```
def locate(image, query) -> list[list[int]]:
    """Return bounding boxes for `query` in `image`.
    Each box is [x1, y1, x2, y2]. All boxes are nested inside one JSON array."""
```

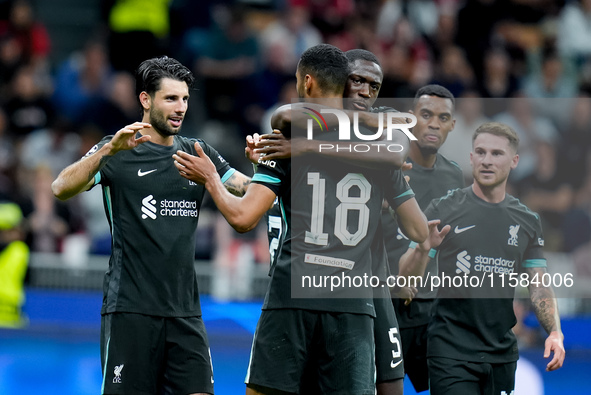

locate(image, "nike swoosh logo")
[[138, 169, 157, 177], [454, 225, 476, 234], [391, 360, 402, 369]]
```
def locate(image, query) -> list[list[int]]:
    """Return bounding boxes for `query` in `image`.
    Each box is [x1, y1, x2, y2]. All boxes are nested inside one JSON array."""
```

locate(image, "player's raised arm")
[[173, 142, 275, 233], [269, 104, 411, 169], [52, 122, 152, 201], [393, 198, 428, 244], [526, 266, 566, 371], [398, 219, 450, 279]]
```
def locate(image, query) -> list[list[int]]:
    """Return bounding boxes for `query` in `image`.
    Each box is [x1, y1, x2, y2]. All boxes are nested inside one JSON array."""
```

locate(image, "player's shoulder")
[[505, 193, 541, 222], [83, 134, 114, 158], [174, 135, 201, 148], [430, 186, 467, 208], [436, 153, 463, 175]]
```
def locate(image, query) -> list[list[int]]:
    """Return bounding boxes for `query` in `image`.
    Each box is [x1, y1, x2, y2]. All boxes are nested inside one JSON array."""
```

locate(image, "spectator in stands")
[[24, 165, 75, 253], [379, 45, 415, 98], [4, 64, 53, 139], [51, 39, 112, 123], [557, 0, 591, 67], [0, 107, 16, 197], [561, 94, 591, 191], [516, 141, 575, 251], [430, 45, 474, 98], [478, 47, 520, 99], [18, 117, 81, 179], [259, 4, 322, 76], [77, 71, 138, 136], [196, 4, 262, 135], [102, 0, 170, 73], [455, 0, 508, 82], [439, 89, 490, 182], [0, 201, 28, 328], [494, 95, 559, 180], [0, 0, 50, 79]]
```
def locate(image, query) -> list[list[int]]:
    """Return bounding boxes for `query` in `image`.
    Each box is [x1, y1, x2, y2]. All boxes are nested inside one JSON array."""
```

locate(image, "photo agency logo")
[[302, 107, 417, 153]]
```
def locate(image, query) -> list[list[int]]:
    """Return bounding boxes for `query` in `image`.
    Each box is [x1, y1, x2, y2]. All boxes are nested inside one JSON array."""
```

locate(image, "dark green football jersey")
[[424, 187, 546, 363], [252, 133, 411, 316], [384, 153, 464, 327], [89, 135, 232, 317]]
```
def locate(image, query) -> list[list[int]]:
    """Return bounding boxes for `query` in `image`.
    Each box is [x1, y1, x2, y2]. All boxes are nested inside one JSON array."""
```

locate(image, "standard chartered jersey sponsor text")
[[455, 250, 515, 275], [141, 195, 199, 219]]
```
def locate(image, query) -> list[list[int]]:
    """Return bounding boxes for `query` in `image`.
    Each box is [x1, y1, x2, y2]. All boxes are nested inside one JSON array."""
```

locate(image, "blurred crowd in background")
[[0, 0, 590, 304]]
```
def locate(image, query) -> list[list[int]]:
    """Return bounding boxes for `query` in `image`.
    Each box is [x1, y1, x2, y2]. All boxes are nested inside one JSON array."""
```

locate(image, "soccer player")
[[400, 122, 566, 394], [383, 84, 464, 393], [249, 48, 425, 395], [175, 44, 427, 395], [52, 56, 252, 395]]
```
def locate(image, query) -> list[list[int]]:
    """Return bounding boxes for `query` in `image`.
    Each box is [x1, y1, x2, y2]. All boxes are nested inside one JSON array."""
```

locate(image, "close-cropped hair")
[[472, 122, 520, 153], [298, 44, 349, 95]]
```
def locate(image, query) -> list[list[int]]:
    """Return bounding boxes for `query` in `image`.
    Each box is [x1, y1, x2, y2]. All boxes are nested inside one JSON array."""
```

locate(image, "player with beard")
[[52, 56, 252, 395], [400, 122, 565, 394]]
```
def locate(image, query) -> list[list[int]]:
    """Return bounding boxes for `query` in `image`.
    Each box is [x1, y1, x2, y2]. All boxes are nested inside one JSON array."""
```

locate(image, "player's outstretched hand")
[[424, 219, 451, 250], [173, 142, 217, 185], [255, 130, 292, 159], [544, 331, 565, 371], [245, 133, 261, 164], [110, 122, 151, 153]]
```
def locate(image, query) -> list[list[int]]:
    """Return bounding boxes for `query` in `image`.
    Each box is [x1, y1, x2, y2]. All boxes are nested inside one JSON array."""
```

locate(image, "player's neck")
[[409, 143, 436, 168], [305, 96, 343, 109], [471, 182, 506, 204]]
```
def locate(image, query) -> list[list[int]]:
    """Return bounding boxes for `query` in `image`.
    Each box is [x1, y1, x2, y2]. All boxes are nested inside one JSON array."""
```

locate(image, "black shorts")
[[246, 309, 375, 395], [400, 324, 429, 392], [374, 292, 404, 384], [428, 356, 516, 395], [100, 313, 214, 395]]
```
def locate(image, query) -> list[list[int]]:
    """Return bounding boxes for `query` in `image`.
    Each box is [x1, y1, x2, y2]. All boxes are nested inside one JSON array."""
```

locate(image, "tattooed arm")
[[222, 171, 251, 197], [52, 122, 152, 200], [526, 266, 565, 371]]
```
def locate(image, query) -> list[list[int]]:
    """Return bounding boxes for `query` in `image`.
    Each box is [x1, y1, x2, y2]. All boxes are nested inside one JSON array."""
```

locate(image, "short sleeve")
[[84, 135, 114, 187], [251, 157, 287, 196], [385, 170, 415, 209], [522, 216, 547, 269], [196, 140, 233, 181]]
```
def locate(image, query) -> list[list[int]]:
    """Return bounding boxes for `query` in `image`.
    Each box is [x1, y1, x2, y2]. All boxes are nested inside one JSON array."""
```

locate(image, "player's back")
[[264, 149, 392, 316]]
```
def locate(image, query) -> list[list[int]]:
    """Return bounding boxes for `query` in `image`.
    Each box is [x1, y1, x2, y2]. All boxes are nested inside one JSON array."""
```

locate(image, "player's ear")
[[510, 153, 519, 169], [304, 74, 313, 92], [139, 91, 151, 111]]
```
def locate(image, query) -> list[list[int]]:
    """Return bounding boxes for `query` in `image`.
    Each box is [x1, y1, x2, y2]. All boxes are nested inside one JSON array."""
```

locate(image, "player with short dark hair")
[[383, 84, 465, 392], [248, 48, 425, 394], [52, 56, 252, 395], [400, 121, 565, 394], [176, 44, 427, 395]]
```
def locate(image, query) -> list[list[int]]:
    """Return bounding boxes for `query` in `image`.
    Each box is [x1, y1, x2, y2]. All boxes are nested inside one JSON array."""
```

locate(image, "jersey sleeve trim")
[[94, 172, 101, 186], [252, 173, 281, 185], [395, 189, 414, 200], [220, 168, 236, 184], [523, 258, 547, 268]]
